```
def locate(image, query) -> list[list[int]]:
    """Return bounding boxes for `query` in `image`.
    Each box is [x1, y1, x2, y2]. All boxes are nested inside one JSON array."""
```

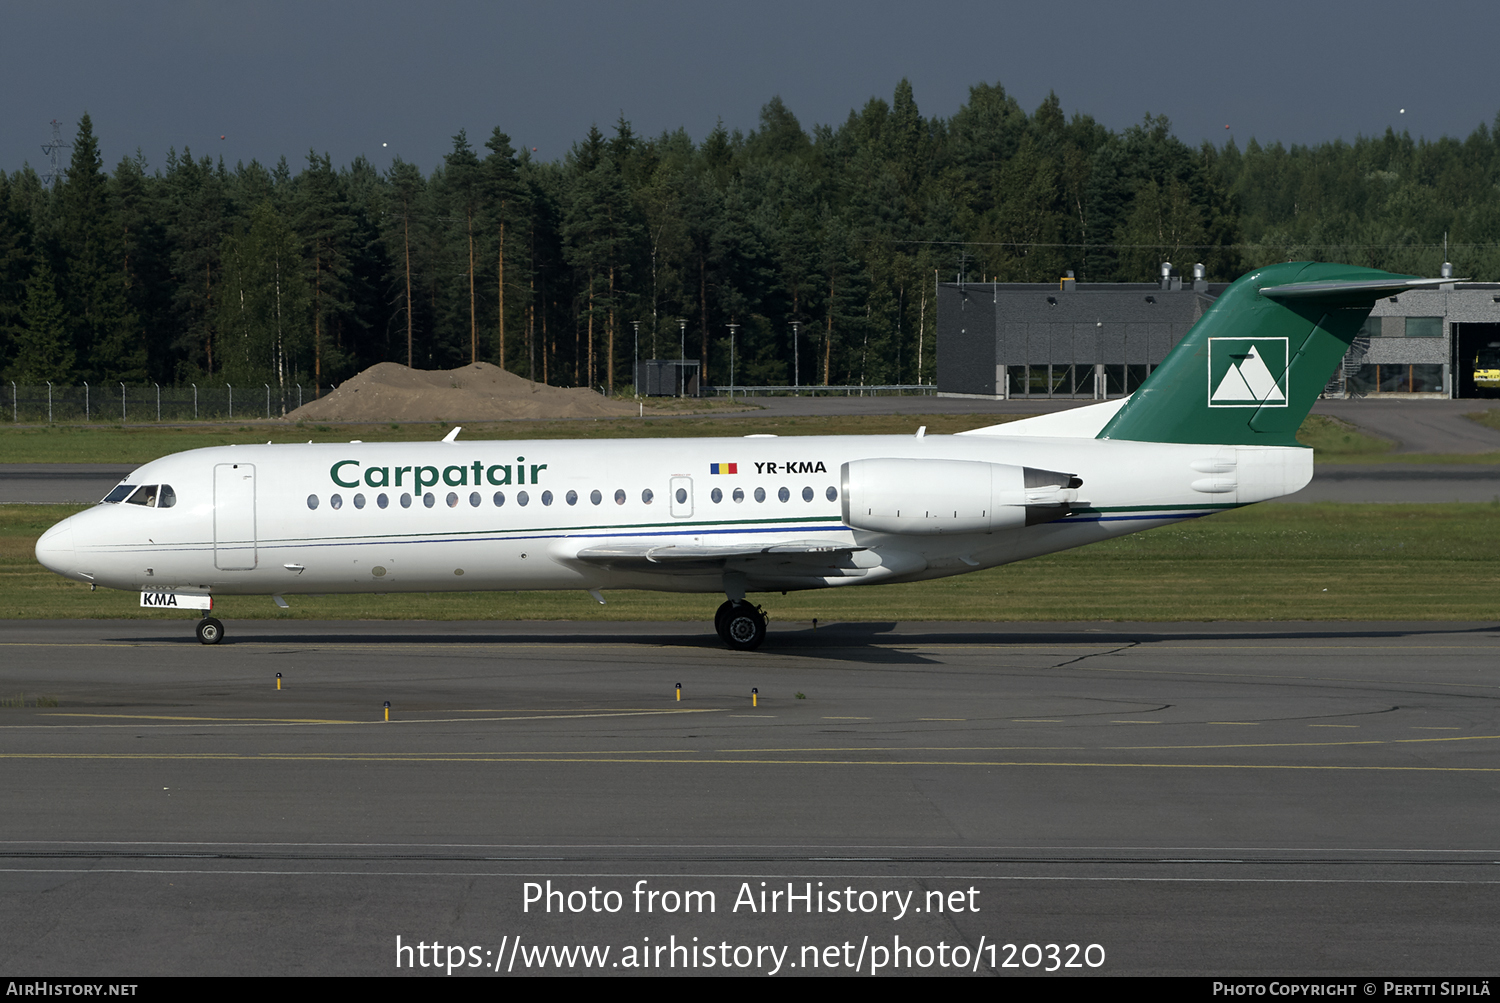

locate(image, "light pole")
[[790, 320, 801, 394], [631, 320, 640, 397], [727, 323, 738, 400], [678, 318, 687, 398]]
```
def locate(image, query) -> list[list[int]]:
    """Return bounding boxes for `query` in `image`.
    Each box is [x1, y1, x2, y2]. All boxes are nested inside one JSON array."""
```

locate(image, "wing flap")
[[572, 540, 865, 574]]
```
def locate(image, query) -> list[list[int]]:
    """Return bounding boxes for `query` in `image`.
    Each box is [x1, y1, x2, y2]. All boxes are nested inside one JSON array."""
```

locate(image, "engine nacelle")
[[840, 459, 1083, 535]]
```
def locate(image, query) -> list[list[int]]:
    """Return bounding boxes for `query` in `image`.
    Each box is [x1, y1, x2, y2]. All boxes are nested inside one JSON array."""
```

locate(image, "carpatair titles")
[[330, 458, 548, 491]]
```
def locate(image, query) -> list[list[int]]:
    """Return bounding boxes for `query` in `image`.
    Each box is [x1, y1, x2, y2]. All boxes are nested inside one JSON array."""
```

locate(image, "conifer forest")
[[5, 80, 1500, 400]]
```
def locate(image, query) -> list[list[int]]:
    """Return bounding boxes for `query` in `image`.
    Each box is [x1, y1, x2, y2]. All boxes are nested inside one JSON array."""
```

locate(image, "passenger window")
[[307, 494, 319, 510], [642, 488, 654, 505], [802, 487, 813, 502], [614, 489, 626, 505], [711, 488, 722, 503], [590, 490, 602, 505], [733, 488, 744, 503], [778, 487, 790, 503], [754, 487, 766, 503]]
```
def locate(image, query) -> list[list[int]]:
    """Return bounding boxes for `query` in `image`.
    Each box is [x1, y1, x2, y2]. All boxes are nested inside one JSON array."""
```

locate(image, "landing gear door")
[[670, 476, 693, 519], [214, 463, 257, 570]]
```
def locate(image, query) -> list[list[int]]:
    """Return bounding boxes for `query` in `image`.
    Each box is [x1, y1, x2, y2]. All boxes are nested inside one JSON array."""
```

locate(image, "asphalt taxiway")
[[1, 618, 1498, 976]]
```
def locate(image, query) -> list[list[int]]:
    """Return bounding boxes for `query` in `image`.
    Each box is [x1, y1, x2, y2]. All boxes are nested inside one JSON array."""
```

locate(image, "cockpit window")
[[125, 485, 159, 507], [158, 485, 176, 508], [103, 484, 134, 503]]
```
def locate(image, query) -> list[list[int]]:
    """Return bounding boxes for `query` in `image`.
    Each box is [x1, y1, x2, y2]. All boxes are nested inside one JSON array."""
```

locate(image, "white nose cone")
[[34, 522, 76, 578]]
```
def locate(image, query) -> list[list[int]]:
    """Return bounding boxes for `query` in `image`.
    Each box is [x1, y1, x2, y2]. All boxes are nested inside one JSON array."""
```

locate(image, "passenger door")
[[213, 463, 257, 570]]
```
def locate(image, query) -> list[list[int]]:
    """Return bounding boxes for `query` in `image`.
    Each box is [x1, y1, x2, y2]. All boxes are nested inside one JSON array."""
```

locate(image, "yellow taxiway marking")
[[2, 752, 1500, 772], [713, 734, 1500, 754], [1, 709, 723, 729]]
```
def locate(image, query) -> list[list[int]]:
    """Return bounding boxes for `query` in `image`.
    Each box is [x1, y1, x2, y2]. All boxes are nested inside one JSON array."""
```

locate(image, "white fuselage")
[[33, 433, 1312, 599]]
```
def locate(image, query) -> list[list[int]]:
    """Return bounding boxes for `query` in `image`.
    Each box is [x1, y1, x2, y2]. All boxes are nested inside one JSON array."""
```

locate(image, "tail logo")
[[1208, 338, 1289, 408]]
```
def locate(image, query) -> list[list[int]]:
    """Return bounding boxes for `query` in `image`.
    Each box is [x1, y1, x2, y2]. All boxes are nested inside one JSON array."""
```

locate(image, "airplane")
[[33, 262, 1453, 650]]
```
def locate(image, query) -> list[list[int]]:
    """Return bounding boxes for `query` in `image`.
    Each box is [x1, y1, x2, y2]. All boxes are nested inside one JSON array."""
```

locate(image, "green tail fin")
[[1098, 262, 1447, 446]]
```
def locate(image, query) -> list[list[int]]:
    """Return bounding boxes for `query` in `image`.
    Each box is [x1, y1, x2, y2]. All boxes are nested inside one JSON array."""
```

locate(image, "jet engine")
[[840, 459, 1082, 535]]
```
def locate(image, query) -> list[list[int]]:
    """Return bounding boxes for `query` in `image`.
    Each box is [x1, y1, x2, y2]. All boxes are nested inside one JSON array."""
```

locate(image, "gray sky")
[[4, 0, 1497, 178]]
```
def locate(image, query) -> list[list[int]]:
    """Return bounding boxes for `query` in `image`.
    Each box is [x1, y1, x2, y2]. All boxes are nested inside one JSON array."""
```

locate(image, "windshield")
[[102, 484, 134, 503]]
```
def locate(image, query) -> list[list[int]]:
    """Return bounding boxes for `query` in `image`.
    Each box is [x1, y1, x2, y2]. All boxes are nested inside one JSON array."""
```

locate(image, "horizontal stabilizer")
[[1259, 276, 1459, 300]]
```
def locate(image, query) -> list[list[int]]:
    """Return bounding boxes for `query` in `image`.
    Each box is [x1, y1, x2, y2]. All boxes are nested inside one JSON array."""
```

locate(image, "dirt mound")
[[285, 362, 638, 422]]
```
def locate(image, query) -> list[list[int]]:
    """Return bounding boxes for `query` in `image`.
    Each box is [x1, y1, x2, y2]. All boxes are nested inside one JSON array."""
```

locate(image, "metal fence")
[[5, 383, 324, 423], [698, 384, 936, 398]]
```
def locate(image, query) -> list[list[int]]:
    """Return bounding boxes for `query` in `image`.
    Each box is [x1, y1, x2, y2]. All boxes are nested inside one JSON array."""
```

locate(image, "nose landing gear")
[[714, 599, 766, 651], [196, 614, 225, 645]]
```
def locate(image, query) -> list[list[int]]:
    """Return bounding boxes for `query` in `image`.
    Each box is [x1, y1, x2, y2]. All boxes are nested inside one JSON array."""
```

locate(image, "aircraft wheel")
[[722, 604, 766, 652], [196, 617, 225, 645], [713, 600, 739, 642]]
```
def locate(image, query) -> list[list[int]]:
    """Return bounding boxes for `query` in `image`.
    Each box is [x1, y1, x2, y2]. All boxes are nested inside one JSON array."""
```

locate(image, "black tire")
[[196, 617, 224, 645], [722, 604, 766, 651], [713, 600, 738, 642]]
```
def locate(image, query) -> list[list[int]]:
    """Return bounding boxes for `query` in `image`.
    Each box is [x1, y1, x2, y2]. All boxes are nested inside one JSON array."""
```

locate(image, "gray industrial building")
[[937, 265, 1500, 400]]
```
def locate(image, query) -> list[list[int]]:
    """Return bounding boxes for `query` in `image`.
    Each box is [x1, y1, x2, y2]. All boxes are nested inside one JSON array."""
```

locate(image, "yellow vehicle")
[[1474, 342, 1500, 392]]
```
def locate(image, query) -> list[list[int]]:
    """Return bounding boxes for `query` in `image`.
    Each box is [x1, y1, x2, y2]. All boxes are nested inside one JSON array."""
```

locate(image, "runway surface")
[[1, 618, 1497, 976]]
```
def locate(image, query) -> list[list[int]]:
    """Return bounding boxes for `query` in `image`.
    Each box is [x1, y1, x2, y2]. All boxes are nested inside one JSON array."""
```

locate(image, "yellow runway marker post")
[[675, 683, 681, 702], [276, 672, 281, 691], [383, 701, 390, 723], [752, 688, 758, 708]]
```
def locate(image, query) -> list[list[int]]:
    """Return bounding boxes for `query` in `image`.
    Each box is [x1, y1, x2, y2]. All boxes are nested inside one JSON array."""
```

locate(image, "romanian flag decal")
[[709, 463, 738, 475]]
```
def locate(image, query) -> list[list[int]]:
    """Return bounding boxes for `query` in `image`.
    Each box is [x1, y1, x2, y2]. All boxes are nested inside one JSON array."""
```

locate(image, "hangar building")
[[936, 265, 1500, 400]]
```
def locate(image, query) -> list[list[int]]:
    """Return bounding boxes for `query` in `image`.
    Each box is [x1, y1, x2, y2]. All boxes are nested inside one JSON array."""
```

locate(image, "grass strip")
[[0, 412, 1452, 465], [4, 502, 1497, 623]]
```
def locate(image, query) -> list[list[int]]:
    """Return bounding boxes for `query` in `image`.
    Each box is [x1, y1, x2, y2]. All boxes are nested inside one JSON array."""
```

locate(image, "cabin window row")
[[305, 485, 840, 511]]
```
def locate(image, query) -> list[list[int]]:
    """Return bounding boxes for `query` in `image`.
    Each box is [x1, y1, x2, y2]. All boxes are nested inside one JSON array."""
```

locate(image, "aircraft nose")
[[34, 521, 76, 577]]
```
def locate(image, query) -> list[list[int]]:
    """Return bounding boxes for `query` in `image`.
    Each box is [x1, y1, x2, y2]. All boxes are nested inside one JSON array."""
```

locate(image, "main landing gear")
[[196, 614, 225, 645], [714, 600, 767, 651]]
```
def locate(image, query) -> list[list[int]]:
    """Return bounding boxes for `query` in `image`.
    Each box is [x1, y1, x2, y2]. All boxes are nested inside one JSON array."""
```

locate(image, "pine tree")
[[57, 114, 143, 382], [294, 152, 355, 386], [13, 260, 75, 384]]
